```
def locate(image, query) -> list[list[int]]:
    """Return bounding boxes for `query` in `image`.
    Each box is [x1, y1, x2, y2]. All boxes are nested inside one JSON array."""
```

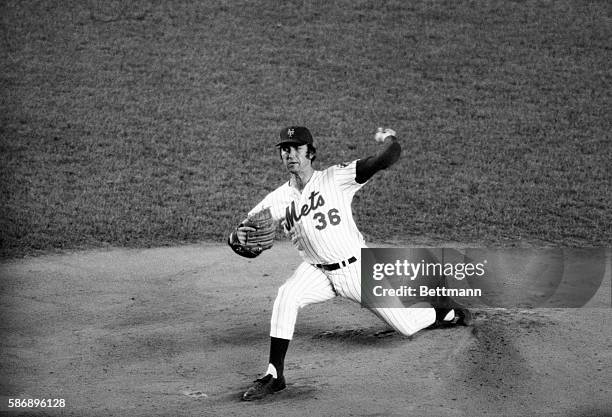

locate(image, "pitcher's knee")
[[275, 283, 301, 309], [399, 307, 436, 335], [271, 284, 302, 324], [377, 307, 436, 337]]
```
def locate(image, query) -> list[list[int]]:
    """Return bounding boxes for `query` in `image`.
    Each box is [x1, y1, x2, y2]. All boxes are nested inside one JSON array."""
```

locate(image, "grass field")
[[1, 0, 610, 257]]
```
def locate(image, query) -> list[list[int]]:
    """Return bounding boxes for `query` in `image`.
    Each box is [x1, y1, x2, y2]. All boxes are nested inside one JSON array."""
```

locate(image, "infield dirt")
[[1, 242, 610, 417]]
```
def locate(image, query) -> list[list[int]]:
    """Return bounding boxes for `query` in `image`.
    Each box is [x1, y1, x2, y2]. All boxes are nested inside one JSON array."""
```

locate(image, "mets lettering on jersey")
[[248, 161, 366, 265], [284, 191, 325, 230]]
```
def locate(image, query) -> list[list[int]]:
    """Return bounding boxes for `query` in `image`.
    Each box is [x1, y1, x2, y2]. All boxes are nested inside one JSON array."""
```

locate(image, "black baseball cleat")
[[428, 307, 472, 329], [242, 374, 286, 401], [450, 307, 472, 326]]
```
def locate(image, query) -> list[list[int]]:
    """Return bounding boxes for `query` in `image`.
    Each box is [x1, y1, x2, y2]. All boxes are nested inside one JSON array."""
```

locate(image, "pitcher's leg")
[[244, 263, 336, 401], [332, 259, 436, 337], [270, 262, 336, 340]]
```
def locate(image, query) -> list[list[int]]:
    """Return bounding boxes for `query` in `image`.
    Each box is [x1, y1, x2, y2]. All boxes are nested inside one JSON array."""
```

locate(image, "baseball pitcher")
[[228, 126, 471, 400]]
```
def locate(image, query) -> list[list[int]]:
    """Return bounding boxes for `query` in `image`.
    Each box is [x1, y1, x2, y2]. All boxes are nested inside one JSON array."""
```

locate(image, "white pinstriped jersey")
[[248, 160, 366, 265]]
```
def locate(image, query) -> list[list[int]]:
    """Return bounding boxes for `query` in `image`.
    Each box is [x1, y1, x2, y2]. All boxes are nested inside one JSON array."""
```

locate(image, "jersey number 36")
[[313, 209, 341, 231]]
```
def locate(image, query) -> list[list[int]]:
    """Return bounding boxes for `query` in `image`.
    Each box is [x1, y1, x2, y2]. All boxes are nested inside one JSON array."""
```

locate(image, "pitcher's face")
[[280, 144, 311, 174]]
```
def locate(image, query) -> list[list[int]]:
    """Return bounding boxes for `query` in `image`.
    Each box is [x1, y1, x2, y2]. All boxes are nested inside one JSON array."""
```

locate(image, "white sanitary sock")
[[443, 309, 455, 321], [265, 363, 278, 379]]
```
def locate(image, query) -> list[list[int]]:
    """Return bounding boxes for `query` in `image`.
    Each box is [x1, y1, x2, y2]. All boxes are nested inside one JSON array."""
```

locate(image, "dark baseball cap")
[[276, 126, 313, 147]]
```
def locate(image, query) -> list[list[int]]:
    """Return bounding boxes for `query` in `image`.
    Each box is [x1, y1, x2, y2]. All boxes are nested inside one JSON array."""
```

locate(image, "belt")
[[314, 256, 357, 271]]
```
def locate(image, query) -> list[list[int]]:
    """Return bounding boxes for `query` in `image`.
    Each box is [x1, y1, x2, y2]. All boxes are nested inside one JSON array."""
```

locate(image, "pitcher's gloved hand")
[[228, 208, 275, 258]]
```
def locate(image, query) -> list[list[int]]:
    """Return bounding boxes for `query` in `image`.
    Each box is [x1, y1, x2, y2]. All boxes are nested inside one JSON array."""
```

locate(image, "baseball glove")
[[228, 208, 275, 258]]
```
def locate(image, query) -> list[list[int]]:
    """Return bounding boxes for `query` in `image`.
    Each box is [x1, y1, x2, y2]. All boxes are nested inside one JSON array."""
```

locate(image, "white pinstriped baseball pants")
[[270, 259, 436, 340]]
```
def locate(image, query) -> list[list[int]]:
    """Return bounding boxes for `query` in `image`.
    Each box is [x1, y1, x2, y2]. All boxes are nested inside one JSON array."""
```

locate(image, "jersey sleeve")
[[355, 137, 401, 184], [247, 183, 289, 223], [330, 160, 365, 194]]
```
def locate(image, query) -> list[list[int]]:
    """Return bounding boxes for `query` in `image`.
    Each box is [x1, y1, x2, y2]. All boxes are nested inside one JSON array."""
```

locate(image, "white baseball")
[[374, 127, 396, 143]]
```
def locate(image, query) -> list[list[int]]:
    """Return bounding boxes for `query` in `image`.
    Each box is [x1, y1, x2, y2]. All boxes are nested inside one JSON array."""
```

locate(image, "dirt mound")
[[1, 243, 610, 416]]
